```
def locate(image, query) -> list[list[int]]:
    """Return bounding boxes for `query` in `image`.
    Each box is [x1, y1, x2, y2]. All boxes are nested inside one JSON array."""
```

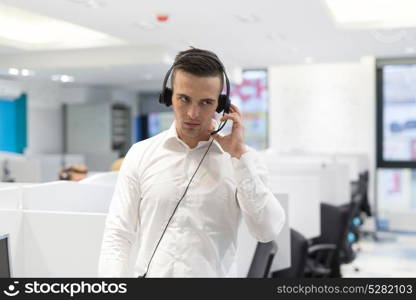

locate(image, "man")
[[58, 164, 88, 181], [98, 48, 285, 277]]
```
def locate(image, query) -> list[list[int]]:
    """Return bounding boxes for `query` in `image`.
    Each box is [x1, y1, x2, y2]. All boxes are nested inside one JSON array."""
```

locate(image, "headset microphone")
[[210, 120, 227, 136]]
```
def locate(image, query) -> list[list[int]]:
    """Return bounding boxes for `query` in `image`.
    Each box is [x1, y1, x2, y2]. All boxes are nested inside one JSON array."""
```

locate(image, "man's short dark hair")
[[171, 47, 224, 90]]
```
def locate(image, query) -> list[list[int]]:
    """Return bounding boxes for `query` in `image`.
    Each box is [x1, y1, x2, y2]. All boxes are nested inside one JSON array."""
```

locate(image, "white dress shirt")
[[98, 122, 285, 277]]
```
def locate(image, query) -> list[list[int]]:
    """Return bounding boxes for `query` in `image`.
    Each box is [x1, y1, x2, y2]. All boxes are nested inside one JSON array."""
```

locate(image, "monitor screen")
[[0, 235, 10, 278]]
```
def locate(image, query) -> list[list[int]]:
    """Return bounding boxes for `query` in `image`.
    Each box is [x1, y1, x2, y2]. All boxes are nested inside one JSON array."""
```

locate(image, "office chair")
[[339, 194, 362, 264], [272, 229, 308, 278], [247, 241, 277, 278], [340, 170, 372, 264], [272, 229, 338, 278], [305, 203, 350, 278]]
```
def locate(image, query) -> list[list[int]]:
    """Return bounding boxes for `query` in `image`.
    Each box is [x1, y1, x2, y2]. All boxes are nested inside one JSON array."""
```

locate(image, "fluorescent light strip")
[[0, 3, 126, 50], [325, 0, 416, 29]]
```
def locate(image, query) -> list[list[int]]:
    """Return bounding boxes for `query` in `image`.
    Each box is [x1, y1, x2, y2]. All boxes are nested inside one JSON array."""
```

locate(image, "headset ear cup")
[[217, 95, 231, 113], [163, 88, 173, 106], [158, 92, 165, 105], [159, 88, 173, 106]]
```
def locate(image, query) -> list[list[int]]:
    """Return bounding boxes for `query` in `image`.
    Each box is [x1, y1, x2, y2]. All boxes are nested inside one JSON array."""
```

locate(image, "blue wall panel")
[[0, 94, 27, 153]]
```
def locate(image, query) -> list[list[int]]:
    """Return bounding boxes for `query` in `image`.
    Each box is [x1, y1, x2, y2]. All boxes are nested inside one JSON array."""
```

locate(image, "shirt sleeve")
[[232, 147, 285, 243], [98, 144, 141, 277]]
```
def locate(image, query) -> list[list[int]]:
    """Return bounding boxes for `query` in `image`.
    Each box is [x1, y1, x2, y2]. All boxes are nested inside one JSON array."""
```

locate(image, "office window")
[[377, 61, 416, 231], [380, 65, 416, 164]]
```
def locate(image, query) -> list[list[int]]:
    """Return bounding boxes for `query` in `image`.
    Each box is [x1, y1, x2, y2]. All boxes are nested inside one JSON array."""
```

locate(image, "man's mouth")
[[184, 122, 200, 127]]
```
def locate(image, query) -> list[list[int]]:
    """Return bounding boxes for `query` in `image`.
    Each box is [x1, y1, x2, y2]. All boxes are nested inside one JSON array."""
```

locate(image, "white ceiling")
[[1, 0, 416, 90]]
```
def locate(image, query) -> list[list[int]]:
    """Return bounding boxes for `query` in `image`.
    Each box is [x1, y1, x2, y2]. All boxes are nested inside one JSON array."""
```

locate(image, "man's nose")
[[187, 104, 200, 119]]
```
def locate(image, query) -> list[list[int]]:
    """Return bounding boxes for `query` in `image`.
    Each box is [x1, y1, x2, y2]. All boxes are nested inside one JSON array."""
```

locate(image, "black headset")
[[158, 50, 231, 135]]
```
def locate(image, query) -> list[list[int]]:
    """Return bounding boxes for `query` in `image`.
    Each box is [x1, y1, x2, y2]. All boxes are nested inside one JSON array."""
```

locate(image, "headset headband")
[[161, 51, 231, 107]]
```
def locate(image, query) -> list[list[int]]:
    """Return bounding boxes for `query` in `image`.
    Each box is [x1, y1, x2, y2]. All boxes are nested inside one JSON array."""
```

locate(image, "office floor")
[[341, 232, 416, 277]]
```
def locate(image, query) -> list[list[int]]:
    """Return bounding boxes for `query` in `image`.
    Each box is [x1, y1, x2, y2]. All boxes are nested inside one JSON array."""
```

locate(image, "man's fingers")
[[220, 113, 241, 124], [212, 133, 223, 142], [208, 119, 218, 132], [229, 104, 241, 115]]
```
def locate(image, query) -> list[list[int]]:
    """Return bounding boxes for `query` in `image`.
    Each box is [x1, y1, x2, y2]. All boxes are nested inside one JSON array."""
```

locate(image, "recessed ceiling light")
[[61, 75, 74, 83], [51, 74, 75, 83], [0, 3, 126, 50], [68, 0, 106, 8], [324, 0, 416, 29], [21, 69, 35, 76], [8, 68, 19, 75]]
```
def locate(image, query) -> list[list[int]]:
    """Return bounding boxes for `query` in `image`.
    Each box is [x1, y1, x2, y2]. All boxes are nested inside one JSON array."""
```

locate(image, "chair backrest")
[[311, 203, 350, 277], [314, 203, 350, 246], [359, 171, 371, 217], [247, 241, 277, 278], [272, 229, 308, 278]]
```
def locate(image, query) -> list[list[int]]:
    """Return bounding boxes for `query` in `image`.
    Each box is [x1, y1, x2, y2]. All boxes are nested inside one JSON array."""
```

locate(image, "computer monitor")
[[0, 234, 11, 278]]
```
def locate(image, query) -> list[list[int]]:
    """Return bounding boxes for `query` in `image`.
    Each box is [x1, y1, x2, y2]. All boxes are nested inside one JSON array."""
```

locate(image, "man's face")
[[171, 69, 221, 147]]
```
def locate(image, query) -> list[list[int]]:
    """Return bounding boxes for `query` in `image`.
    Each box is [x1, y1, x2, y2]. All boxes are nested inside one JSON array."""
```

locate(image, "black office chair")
[[340, 170, 372, 264], [247, 241, 277, 278], [272, 228, 338, 278], [305, 203, 350, 278], [339, 193, 362, 264], [272, 229, 308, 278]]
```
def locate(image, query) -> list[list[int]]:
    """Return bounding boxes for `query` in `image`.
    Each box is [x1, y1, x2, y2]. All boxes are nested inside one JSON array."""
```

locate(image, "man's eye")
[[201, 100, 212, 105], [179, 96, 188, 102]]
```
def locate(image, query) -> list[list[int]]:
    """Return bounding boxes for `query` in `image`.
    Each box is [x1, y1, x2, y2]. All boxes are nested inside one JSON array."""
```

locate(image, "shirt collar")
[[163, 121, 224, 154]]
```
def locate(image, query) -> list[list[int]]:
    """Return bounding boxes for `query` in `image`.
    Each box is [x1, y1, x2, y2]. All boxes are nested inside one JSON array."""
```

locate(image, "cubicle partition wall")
[[0, 156, 42, 183], [0, 181, 113, 277], [22, 181, 114, 213], [25, 154, 85, 182], [22, 211, 106, 277], [0, 152, 86, 182], [0, 186, 24, 276], [0, 175, 291, 277], [269, 175, 321, 239]]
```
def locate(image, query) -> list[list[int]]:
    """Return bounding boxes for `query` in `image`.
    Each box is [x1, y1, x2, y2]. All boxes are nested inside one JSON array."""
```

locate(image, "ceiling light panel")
[[325, 0, 416, 29], [0, 3, 126, 50]]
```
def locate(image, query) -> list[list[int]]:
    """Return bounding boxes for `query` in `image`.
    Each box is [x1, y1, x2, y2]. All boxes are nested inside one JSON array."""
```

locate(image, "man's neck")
[[176, 127, 210, 149]]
